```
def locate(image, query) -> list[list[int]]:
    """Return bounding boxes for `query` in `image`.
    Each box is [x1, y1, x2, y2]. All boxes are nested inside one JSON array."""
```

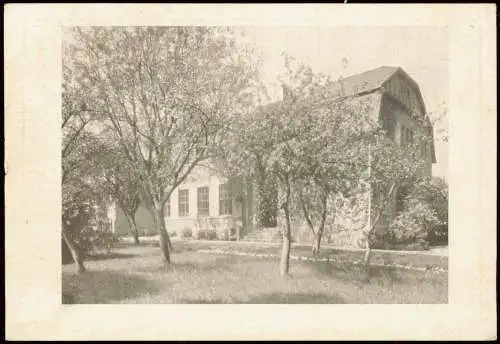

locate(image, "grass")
[[120, 239, 448, 270], [62, 243, 448, 304]]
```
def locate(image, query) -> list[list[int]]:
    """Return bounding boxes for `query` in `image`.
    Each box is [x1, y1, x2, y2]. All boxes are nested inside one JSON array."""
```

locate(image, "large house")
[[111, 66, 436, 247]]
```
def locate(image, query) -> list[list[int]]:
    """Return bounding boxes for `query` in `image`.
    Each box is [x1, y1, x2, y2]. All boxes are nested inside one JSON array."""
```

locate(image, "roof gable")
[[257, 66, 437, 164], [338, 66, 398, 96]]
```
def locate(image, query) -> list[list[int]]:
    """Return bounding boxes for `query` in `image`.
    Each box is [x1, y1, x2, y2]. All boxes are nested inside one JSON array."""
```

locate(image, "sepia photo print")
[[5, 4, 496, 341], [61, 25, 450, 304]]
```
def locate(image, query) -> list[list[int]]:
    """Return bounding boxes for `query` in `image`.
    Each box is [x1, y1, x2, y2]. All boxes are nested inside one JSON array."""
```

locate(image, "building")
[[112, 66, 436, 247], [112, 166, 256, 240]]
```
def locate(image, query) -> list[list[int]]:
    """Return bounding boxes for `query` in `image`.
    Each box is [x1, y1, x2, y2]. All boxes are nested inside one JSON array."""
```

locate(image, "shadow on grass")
[[134, 257, 236, 274], [86, 252, 138, 261], [62, 270, 161, 304], [180, 293, 345, 304], [63, 252, 138, 266], [311, 261, 403, 284], [245, 292, 345, 304], [180, 299, 225, 304]]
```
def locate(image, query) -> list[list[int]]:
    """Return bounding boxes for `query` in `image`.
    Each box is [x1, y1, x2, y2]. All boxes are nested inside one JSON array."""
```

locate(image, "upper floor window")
[[382, 116, 396, 141], [178, 189, 189, 217], [400, 126, 415, 148], [197, 186, 209, 217], [219, 183, 232, 216]]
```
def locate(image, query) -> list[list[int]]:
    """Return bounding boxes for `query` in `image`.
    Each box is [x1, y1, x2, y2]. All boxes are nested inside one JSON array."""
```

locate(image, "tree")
[[220, 92, 308, 277], [388, 176, 448, 248], [61, 54, 99, 273], [427, 101, 448, 144], [360, 128, 429, 264], [90, 137, 142, 244], [64, 26, 261, 264], [221, 56, 381, 276], [290, 88, 382, 256], [61, 131, 108, 273]]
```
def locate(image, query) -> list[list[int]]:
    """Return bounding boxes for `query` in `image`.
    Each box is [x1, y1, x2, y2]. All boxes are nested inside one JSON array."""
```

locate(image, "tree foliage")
[[64, 26, 262, 264], [221, 55, 390, 275], [388, 176, 448, 249], [87, 136, 143, 243]]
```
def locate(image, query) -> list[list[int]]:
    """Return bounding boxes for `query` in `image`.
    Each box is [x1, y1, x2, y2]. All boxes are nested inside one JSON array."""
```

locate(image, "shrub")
[[90, 230, 120, 253], [380, 177, 448, 251], [196, 229, 207, 240], [62, 238, 73, 264], [181, 227, 193, 238], [139, 228, 156, 237], [206, 229, 218, 240], [70, 226, 120, 255], [388, 199, 440, 250], [169, 231, 177, 237], [369, 230, 396, 250], [63, 202, 119, 256]]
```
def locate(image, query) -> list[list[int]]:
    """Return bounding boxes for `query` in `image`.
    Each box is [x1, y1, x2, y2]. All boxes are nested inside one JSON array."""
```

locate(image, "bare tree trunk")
[[152, 203, 172, 264], [124, 211, 140, 245], [279, 182, 292, 278], [312, 232, 322, 257], [62, 229, 86, 273], [300, 191, 328, 258], [280, 220, 292, 278], [298, 192, 318, 257], [314, 195, 328, 257], [363, 239, 372, 266], [363, 184, 396, 267]]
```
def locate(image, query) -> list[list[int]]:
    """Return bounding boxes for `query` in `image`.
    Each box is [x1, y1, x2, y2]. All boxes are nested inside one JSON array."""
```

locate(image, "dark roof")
[[337, 66, 399, 96], [256, 66, 396, 114], [257, 66, 397, 113]]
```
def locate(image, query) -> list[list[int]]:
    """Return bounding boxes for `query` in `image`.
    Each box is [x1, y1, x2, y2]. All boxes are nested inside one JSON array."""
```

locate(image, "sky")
[[236, 26, 449, 180]]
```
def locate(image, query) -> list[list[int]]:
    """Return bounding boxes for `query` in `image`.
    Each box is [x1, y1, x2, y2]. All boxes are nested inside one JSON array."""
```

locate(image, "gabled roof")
[[339, 66, 436, 164], [257, 65, 436, 163], [337, 66, 399, 96], [257, 66, 398, 113]]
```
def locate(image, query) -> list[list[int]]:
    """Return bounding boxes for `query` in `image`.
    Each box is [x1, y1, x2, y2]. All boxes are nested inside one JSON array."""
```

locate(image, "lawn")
[[62, 242, 448, 304]]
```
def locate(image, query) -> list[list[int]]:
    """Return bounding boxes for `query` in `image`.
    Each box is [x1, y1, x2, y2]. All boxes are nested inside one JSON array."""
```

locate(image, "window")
[[178, 189, 189, 217], [165, 198, 171, 217], [197, 187, 209, 217], [401, 83, 411, 109], [401, 127, 414, 148], [383, 116, 396, 141], [219, 183, 232, 215]]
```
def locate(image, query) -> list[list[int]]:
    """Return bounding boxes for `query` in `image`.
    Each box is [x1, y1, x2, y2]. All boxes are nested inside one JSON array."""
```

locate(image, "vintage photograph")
[[61, 26, 450, 304], [6, 3, 497, 340]]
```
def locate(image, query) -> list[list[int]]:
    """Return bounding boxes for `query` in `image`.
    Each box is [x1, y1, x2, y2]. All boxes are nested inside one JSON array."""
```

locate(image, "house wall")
[[276, 189, 371, 248], [114, 204, 156, 236], [113, 70, 435, 248], [113, 165, 255, 239], [375, 90, 434, 232]]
